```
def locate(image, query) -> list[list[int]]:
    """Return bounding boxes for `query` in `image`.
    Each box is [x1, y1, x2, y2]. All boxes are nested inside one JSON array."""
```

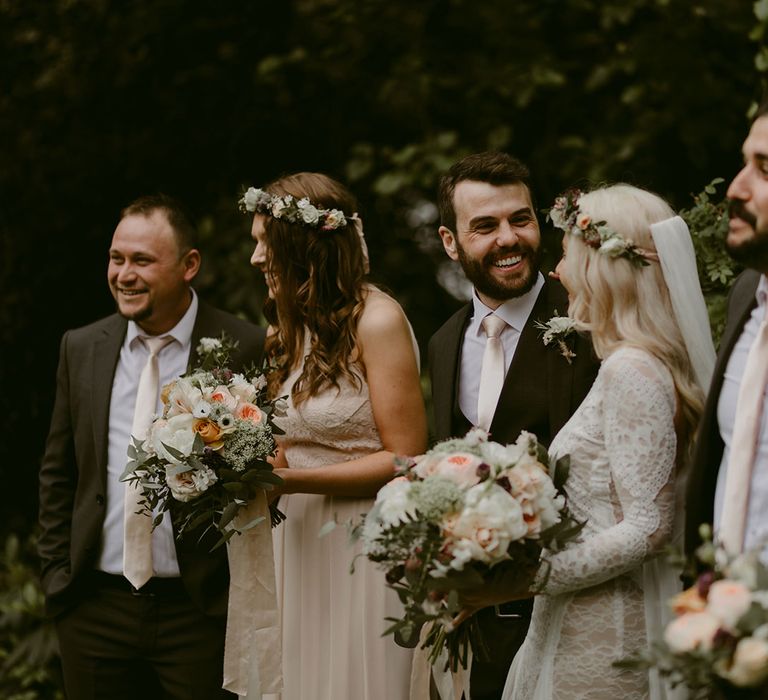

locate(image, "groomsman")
[[37, 194, 265, 699], [686, 103, 768, 557], [429, 151, 599, 699]]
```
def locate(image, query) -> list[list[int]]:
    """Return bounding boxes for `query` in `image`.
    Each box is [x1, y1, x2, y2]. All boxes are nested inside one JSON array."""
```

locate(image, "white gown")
[[503, 347, 685, 700]]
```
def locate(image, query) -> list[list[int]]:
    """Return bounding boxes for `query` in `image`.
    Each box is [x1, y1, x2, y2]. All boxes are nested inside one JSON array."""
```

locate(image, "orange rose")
[[671, 585, 707, 615], [236, 402, 263, 424], [193, 418, 224, 449]]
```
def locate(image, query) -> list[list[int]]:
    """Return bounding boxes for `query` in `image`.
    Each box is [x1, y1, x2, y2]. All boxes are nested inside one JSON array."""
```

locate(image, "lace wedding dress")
[[262, 333, 413, 700], [503, 347, 684, 700]]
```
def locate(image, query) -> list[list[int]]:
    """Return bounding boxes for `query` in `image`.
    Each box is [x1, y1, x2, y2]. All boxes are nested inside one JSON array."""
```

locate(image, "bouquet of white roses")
[[353, 427, 583, 670], [618, 525, 768, 699], [121, 333, 286, 549]]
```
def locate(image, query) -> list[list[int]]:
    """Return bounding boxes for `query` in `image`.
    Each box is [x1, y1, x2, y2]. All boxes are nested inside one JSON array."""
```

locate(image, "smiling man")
[[427, 152, 598, 699], [686, 103, 768, 560], [38, 194, 265, 700]]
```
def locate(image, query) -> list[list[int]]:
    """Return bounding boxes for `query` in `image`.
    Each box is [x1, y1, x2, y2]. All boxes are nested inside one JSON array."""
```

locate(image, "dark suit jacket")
[[429, 277, 598, 447], [37, 298, 266, 619], [685, 269, 762, 554]]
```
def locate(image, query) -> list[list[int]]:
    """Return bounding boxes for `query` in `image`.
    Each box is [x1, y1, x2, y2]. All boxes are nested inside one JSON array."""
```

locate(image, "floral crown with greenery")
[[547, 188, 658, 267], [238, 186, 354, 231]]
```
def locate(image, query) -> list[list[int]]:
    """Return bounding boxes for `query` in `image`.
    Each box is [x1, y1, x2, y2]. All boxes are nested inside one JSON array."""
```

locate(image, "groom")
[[37, 194, 265, 699], [429, 151, 599, 699], [685, 102, 768, 557]]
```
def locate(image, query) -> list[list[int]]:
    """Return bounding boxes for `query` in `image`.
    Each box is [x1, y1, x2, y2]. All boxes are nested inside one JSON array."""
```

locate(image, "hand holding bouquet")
[[353, 427, 583, 670], [121, 333, 286, 548]]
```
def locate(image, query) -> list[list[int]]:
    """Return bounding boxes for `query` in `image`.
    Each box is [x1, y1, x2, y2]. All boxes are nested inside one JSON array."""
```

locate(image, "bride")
[[461, 184, 714, 699], [241, 172, 427, 700]]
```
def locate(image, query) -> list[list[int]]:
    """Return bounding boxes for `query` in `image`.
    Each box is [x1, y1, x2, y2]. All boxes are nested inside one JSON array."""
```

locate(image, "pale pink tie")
[[719, 317, 768, 554], [477, 314, 507, 431], [124, 335, 172, 588]]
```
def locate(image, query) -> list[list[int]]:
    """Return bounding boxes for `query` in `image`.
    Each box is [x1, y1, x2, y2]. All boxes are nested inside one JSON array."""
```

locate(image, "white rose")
[[375, 476, 416, 525], [301, 204, 320, 225], [272, 197, 288, 217], [251, 374, 268, 392], [150, 413, 197, 465], [197, 337, 222, 354], [229, 373, 257, 403], [707, 579, 753, 630], [323, 209, 346, 229], [242, 187, 261, 212], [598, 236, 628, 258], [165, 466, 217, 502], [164, 376, 203, 417], [722, 637, 768, 687], [444, 484, 526, 568], [664, 611, 720, 653]]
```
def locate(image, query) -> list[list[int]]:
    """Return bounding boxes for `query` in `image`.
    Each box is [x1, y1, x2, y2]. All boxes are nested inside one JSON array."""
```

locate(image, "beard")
[[456, 240, 542, 302], [726, 199, 768, 268]]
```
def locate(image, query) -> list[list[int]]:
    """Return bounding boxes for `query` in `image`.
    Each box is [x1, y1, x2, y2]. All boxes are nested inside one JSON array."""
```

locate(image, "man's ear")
[[438, 226, 459, 261], [182, 248, 201, 282]]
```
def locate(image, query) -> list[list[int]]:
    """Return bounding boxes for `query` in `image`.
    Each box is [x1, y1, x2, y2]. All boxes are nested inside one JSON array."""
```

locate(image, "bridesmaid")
[[241, 172, 428, 700]]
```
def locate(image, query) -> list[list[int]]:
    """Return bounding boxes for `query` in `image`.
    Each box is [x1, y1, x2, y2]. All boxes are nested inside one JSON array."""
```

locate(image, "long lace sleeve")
[[539, 350, 678, 597]]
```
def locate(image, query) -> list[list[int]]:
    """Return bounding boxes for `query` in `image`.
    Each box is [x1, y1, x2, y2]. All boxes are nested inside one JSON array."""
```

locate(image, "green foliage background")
[[1, 0, 766, 694]]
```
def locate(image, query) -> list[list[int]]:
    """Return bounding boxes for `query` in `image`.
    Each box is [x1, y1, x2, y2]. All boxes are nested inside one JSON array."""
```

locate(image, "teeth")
[[495, 255, 522, 267]]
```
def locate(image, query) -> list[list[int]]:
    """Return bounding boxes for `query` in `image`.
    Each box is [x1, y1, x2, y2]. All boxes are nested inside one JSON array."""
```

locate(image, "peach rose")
[[434, 453, 483, 488], [725, 637, 768, 687], [236, 401, 263, 424], [193, 418, 224, 449], [577, 214, 591, 230], [208, 385, 238, 411], [707, 580, 753, 630], [664, 611, 720, 653]]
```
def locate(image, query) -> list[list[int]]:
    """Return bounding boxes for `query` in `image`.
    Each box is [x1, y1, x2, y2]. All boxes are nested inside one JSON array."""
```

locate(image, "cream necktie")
[[719, 316, 768, 554], [124, 335, 173, 589], [477, 314, 507, 432]]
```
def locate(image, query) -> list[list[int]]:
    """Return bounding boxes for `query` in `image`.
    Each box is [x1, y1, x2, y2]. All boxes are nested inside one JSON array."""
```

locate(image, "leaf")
[[317, 520, 337, 538], [218, 501, 241, 529]]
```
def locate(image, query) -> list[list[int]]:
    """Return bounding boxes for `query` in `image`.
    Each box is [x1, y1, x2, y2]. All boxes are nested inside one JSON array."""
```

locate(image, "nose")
[[115, 262, 137, 284], [553, 257, 565, 281], [727, 164, 750, 202], [496, 219, 520, 247], [250, 242, 266, 268]]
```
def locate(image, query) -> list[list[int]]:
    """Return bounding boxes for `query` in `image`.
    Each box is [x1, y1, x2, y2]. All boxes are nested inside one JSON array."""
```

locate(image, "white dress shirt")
[[714, 275, 768, 555], [97, 290, 199, 577], [458, 273, 545, 426]]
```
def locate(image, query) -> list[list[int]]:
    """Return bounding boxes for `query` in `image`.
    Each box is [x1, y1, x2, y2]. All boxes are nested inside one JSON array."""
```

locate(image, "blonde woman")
[[241, 172, 427, 700], [462, 184, 714, 699]]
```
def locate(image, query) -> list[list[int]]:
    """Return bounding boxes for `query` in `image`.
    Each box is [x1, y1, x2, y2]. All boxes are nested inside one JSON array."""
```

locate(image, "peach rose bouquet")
[[121, 333, 286, 548], [352, 427, 582, 671], [618, 525, 768, 698]]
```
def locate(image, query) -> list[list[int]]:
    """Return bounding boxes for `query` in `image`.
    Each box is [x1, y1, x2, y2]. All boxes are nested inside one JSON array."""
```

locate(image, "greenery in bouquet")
[[617, 525, 768, 698], [121, 333, 286, 549], [351, 427, 583, 671]]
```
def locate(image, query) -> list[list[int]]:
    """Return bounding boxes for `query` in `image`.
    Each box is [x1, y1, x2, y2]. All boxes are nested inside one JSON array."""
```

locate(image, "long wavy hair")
[[260, 172, 368, 405], [560, 184, 704, 454]]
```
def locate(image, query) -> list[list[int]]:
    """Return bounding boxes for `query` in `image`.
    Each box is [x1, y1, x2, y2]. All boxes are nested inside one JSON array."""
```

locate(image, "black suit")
[[685, 269, 762, 555], [428, 277, 599, 700], [38, 298, 265, 698]]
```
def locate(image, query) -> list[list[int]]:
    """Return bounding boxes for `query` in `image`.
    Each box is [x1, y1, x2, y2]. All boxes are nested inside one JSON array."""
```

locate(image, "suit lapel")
[[431, 305, 471, 440], [91, 316, 127, 484]]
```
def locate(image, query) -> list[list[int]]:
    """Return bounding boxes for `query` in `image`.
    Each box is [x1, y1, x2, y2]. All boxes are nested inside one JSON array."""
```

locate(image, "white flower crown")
[[238, 186, 353, 231], [547, 188, 658, 267]]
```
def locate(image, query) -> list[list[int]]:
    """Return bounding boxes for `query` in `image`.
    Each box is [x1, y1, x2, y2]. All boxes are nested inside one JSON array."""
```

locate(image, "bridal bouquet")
[[121, 333, 286, 548], [353, 428, 582, 670], [619, 525, 768, 698]]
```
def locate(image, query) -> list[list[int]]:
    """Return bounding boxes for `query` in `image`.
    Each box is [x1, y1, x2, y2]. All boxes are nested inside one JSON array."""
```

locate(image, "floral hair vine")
[[238, 186, 355, 231], [547, 188, 658, 267]]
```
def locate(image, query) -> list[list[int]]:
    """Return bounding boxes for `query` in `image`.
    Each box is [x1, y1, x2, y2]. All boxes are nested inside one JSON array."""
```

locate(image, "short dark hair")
[[437, 151, 534, 231], [121, 193, 198, 253]]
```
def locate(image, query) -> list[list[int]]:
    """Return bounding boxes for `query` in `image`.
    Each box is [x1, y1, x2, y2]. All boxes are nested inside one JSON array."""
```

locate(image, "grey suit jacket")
[[37, 298, 266, 618], [685, 269, 761, 554]]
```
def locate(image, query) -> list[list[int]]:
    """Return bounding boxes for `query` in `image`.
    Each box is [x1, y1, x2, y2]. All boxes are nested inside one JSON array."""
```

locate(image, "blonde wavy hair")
[[260, 172, 369, 405], [560, 184, 704, 453]]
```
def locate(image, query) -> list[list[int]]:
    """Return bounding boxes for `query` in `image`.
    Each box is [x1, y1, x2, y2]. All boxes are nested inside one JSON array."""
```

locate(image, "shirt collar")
[[126, 288, 198, 350], [469, 272, 545, 336]]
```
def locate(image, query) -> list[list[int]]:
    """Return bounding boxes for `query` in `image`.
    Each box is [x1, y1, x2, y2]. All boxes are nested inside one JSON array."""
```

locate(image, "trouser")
[[55, 572, 234, 700]]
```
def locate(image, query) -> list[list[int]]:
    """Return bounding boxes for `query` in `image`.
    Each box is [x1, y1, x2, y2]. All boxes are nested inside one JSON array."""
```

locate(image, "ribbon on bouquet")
[[223, 491, 282, 697], [409, 626, 472, 700]]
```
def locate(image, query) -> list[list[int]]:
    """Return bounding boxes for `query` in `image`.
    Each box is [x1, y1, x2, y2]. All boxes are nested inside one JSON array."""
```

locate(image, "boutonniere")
[[534, 314, 577, 364]]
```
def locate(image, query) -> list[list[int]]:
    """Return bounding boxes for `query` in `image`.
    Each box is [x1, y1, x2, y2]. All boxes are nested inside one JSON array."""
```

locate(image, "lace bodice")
[[504, 346, 682, 700]]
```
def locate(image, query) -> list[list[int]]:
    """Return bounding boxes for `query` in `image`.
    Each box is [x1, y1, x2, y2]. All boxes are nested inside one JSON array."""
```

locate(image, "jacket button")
[[96, 494, 105, 505]]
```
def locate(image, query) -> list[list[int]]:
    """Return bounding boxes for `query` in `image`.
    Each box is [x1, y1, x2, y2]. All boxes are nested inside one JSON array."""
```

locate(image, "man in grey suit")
[[686, 103, 768, 555], [38, 194, 265, 699], [429, 152, 599, 699]]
